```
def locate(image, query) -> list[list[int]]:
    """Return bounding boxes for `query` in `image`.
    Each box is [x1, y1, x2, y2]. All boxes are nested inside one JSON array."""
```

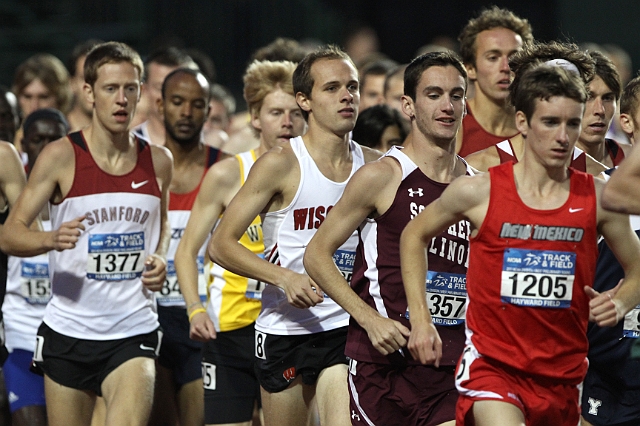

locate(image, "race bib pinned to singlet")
[[157, 256, 207, 305], [87, 232, 145, 280], [500, 248, 575, 308], [20, 261, 51, 304], [425, 271, 466, 325], [333, 249, 356, 285], [245, 254, 265, 300], [405, 271, 467, 326], [623, 305, 640, 338]]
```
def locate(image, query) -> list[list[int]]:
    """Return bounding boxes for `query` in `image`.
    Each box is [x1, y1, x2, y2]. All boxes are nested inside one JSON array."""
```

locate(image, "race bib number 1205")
[[500, 248, 575, 309]]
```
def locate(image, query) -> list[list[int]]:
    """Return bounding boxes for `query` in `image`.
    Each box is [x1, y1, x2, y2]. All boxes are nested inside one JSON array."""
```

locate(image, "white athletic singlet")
[[259, 136, 364, 335], [207, 150, 263, 332], [4, 221, 51, 352], [44, 132, 161, 340]]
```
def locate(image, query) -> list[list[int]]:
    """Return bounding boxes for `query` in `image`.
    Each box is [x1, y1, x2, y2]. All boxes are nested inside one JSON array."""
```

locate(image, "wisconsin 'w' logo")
[[282, 367, 296, 381]]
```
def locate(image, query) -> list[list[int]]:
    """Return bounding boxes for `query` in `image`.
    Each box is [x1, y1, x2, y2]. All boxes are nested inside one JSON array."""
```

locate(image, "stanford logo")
[[282, 367, 296, 382]]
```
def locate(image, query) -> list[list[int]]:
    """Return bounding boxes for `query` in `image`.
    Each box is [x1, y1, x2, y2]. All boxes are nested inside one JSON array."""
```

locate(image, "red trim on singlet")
[[60, 130, 161, 202], [266, 243, 280, 266], [496, 140, 517, 164], [570, 150, 587, 172], [169, 145, 223, 211], [169, 184, 202, 211], [459, 105, 519, 157], [606, 138, 626, 166], [495, 140, 588, 173]]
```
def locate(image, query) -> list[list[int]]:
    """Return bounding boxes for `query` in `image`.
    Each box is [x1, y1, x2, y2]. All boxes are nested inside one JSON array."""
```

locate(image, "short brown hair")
[[404, 51, 467, 100], [143, 46, 197, 83], [620, 75, 640, 119], [360, 59, 397, 93], [458, 6, 533, 66], [84, 42, 144, 88], [511, 64, 587, 122], [13, 53, 72, 114], [509, 41, 595, 111], [292, 45, 356, 120], [589, 50, 622, 100]]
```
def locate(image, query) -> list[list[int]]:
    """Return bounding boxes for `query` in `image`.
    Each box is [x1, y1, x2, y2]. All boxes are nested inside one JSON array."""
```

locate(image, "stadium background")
[[0, 0, 637, 108]]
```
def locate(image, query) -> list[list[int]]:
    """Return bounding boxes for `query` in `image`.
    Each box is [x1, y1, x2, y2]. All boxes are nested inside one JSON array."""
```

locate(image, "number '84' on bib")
[[500, 248, 575, 309]]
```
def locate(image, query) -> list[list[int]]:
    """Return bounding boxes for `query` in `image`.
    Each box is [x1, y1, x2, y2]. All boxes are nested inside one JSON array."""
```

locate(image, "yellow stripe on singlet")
[[206, 150, 263, 332]]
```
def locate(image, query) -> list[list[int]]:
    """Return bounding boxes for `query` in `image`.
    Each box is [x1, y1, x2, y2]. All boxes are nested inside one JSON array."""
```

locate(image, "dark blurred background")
[[1, 0, 638, 108]]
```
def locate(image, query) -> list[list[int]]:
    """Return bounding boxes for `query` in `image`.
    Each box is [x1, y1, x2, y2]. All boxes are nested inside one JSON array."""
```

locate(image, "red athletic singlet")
[[459, 105, 519, 157], [465, 162, 598, 384]]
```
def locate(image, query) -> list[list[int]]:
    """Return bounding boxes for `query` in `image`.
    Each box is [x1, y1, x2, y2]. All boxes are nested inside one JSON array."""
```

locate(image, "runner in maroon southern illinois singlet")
[[347, 147, 470, 367]]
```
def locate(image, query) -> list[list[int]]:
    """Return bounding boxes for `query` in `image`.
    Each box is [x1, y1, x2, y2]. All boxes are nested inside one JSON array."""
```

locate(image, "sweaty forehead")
[[533, 96, 584, 116], [476, 27, 523, 50], [311, 58, 357, 85], [97, 61, 140, 81], [588, 76, 613, 94], [23, 79, 51, 95], [418, 65, 466, 90]]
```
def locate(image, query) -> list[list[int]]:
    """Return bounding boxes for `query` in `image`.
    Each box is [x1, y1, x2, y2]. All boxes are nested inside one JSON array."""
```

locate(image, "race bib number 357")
[[426, 271, 466, 326], [404, 271, 467, 326], [87, 232, 145, 280], [501, 248, 575, 309]]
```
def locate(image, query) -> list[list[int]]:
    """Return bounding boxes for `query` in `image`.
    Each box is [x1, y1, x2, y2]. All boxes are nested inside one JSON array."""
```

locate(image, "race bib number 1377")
[[87, 232, 145, 280]]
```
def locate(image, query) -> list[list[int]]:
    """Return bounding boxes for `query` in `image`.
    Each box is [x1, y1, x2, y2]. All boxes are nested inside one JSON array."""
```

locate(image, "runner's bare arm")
[[305, 160, 410, 355], [589, 180, 640, 326], [0, 141, 27, 210], [175, 157, 241, 340], [209, 146, 323, 309], [0, 139, 80, 256], [400, 174, 488, 365], [602, 143, 640, 214], [142, 145, 173, 291]]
